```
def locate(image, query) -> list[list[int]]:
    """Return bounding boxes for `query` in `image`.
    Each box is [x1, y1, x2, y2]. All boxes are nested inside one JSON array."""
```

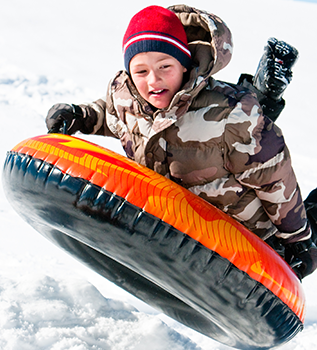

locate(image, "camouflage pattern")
[[78, 5, 309, 244]]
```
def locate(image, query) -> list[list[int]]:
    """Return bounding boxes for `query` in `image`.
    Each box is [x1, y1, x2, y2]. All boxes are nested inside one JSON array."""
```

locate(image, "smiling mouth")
[[150, 89, 166, 95]]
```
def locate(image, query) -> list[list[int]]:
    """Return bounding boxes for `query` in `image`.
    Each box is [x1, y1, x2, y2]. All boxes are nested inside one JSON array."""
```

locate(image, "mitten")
[[46, 103, 84, 134], [284, 238, 317, 280]]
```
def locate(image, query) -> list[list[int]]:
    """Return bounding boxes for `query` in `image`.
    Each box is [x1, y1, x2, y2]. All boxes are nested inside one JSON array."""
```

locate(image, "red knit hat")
[[122, 5, 191, 73]]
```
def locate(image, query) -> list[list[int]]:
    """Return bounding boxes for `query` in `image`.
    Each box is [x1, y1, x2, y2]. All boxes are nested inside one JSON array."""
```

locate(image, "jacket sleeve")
[[76, 78, 120, 138], [237, 73, 285, 122], [223, 92, 310, 244]]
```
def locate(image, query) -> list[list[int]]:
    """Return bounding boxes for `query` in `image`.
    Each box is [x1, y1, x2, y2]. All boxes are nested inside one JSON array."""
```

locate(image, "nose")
[[147, 70, 161, 86]]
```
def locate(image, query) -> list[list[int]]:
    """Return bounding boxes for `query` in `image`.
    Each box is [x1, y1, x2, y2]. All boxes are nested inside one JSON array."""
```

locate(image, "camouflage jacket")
[[77, 5, 309, 243]]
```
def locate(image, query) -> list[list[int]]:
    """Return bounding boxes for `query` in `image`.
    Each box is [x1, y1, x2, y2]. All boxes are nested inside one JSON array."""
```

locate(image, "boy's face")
[[130, 52, 187, 109]]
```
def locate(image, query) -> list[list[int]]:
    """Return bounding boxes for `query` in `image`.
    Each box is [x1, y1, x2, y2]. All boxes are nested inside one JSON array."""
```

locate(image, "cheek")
[[132, 77, 146, 95], [170, 73, 184, 92]]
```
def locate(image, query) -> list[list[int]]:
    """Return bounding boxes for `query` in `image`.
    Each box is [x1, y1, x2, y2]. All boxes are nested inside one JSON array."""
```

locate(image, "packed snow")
[[1, 0, 317, 349]]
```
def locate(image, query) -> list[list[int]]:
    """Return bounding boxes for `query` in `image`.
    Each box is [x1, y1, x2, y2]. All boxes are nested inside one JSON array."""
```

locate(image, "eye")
[[135, 69, 147, 75], [131, 67, 148, 76]]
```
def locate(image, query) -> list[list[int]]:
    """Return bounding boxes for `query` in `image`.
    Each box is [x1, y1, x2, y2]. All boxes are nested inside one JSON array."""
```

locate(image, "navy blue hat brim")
[[124, 40, 192, 73]]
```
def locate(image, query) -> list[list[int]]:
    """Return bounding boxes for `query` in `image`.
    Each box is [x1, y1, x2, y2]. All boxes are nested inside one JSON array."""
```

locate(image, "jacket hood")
[[168, 5, 233, 78]]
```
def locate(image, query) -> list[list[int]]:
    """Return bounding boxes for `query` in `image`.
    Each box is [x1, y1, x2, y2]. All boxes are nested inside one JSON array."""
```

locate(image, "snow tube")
[[2, 134, 305, 350]]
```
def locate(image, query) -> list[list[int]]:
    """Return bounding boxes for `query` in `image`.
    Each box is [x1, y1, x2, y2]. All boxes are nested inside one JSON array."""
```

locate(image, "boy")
[[46, 5, 317, 280]]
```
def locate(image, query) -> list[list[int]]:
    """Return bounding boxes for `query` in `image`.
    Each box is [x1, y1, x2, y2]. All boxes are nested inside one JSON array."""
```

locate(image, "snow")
[[0, 0, 317, 349]]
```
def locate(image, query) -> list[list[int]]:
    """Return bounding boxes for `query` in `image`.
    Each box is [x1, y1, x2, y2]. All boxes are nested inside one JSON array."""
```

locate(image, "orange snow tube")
[[2, 134, 305, 350]]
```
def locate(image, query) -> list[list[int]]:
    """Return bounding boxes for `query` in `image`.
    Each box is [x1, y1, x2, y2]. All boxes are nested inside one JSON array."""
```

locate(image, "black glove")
[[46, 103, 84, 134], [304, 188, 317, 245], [285, 238, 317, 280]]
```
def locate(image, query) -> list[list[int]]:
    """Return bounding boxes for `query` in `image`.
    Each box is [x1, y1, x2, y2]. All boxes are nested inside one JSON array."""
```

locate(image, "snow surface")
[[1, 0, 317, 349]]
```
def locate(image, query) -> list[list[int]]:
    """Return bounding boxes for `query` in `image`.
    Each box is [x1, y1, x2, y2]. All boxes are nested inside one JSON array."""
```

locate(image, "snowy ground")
[[1, 0, 317, 349]]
